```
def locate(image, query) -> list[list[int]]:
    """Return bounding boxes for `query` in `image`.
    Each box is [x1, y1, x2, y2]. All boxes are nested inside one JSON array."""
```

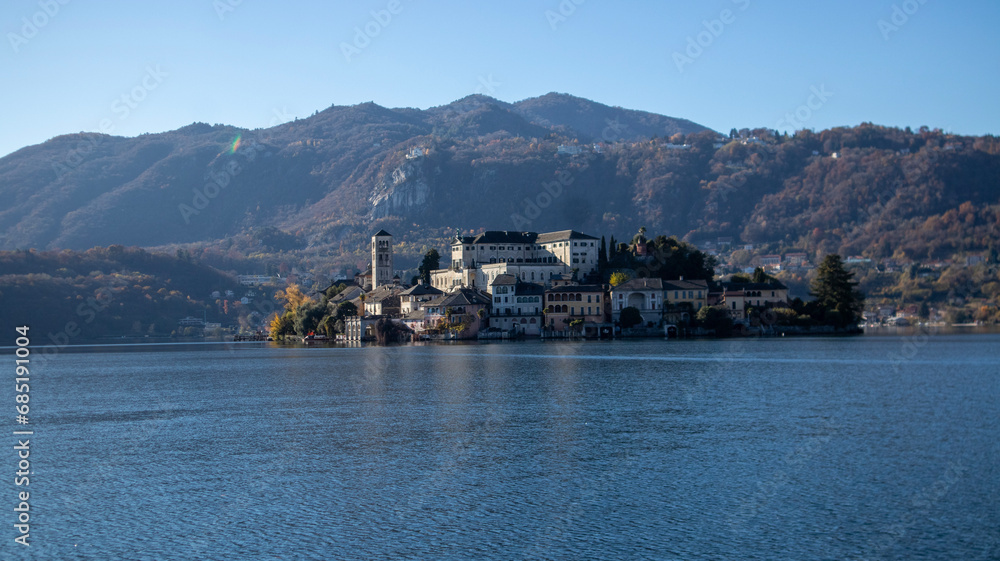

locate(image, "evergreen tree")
[[751, 267, 770, 284], [418, 249, 440, 285], [598, 236, 608, 272], [608, 235, 617, 260], [811, 254, 865, 328]]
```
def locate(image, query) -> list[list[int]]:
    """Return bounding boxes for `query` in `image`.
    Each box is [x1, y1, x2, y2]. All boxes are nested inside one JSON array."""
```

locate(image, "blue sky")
[[2, 0, 998, 157]]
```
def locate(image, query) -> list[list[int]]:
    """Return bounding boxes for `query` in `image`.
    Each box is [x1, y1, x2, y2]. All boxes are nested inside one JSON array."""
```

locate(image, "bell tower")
[[372, 230, 393, 288]]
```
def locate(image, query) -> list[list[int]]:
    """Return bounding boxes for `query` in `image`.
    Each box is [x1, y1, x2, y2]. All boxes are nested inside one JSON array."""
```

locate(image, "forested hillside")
[[0, 93, 996, 270]]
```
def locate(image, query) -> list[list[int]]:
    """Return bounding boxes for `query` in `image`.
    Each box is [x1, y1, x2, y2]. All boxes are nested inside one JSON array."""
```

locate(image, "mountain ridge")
[[1, 94, 997, 270]]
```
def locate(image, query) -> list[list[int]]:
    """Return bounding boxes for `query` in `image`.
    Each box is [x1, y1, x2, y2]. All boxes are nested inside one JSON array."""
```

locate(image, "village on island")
[[259, 227, 802, 344]]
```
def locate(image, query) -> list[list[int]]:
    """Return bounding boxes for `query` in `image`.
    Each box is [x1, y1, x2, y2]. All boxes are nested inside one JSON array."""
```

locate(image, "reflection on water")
[[14, 335, 1000, 560]]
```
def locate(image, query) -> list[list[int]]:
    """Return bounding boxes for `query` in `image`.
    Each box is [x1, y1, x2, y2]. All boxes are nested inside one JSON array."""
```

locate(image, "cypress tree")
[[598, 236, 608, 272]]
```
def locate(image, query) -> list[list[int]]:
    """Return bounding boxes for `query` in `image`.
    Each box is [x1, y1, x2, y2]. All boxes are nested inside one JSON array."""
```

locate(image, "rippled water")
[[9, 334, 1000, 560]]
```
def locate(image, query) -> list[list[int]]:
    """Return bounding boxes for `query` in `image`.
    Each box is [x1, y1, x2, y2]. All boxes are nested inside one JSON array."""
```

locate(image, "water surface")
[[9, 334, 999, 559]]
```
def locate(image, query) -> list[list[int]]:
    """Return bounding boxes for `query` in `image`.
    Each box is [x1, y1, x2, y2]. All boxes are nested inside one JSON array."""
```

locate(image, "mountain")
[[514, 92, 709, 142], [0, 93, 997, 268]]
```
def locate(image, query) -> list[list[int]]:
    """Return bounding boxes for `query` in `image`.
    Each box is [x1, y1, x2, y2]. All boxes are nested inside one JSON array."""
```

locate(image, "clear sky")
[[2, 0, 998, 157]]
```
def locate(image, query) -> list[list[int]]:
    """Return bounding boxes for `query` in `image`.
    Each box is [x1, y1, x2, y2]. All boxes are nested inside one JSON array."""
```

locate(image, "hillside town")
[[290, 228, 795, 343]]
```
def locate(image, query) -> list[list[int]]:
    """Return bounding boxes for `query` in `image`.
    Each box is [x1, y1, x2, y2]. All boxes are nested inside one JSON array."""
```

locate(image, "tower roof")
[[373, 229, 392, 237]]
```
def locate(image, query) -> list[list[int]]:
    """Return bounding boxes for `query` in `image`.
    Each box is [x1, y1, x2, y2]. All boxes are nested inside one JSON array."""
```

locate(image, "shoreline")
[[5, 323, 999, 351]]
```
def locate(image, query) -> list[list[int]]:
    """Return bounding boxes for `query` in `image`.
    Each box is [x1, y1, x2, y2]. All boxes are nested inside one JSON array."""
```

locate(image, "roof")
[[663, 279, 709, 291], [453, 229, 598, 246], [373, 229, 392, 237], [364, 286, 401, 303], [547, 284, 605, 293], [491, 274, 518, 286], [535, 230, 599, 244], [430, 288, 491, 308], [614, 278, 663, 291], [330, 285, 365, 303], [455, 231, 537, 245], [721, 281, 788, 291], [402, 309, 426, 321], [400, 284, 444, 297]]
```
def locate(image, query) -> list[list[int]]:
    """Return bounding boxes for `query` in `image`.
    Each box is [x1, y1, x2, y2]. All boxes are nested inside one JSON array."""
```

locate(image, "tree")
[[269, 311, 295, 340], [275, 284, 310, 311], [811, 254, 865, 328], [608, 235, 617, 260], [418, 249, 440, 285], [751, 267, 772, 284], [696, 305, 733, 337], [620, 306, 642, 329], [610, 271, 632, 287], [598, 236, 608, 273], [293, 301, 326, 335], [335, 301, 358, 319]]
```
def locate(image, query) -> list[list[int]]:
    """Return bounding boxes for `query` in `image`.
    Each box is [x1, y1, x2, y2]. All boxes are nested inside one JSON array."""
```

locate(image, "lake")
[[8, 333, 999, 559]]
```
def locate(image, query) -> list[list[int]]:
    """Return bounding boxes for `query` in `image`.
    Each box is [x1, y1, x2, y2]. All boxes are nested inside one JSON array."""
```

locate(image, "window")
[[587, 295, 592, 303], [596, 295, 600, 303]]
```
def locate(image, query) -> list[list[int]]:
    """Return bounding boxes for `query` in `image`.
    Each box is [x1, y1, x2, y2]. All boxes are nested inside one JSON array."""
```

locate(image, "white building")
[[611, 278, 664, 326], [432, 229, 600, 291], [490, 274, 544, 336]]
